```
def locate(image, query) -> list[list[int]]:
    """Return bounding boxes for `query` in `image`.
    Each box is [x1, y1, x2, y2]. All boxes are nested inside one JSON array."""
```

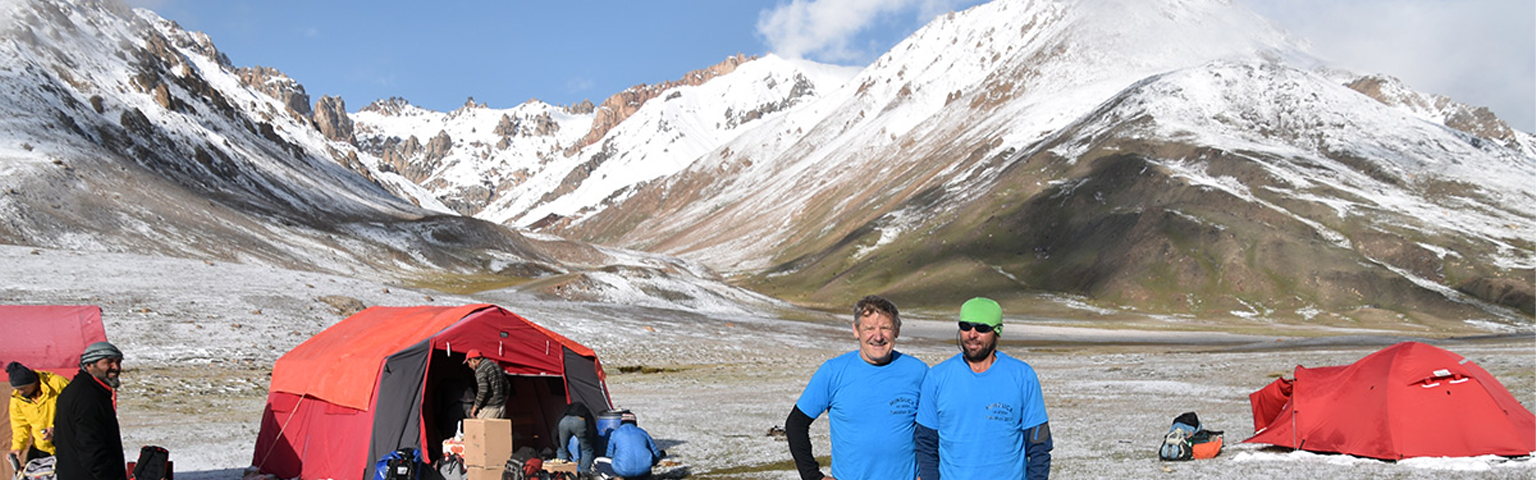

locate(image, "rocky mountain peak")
[[564, 99, 596, 115], [564, 53, 758, 155], [1345, 74, 1534, 155], [236, 65, 311, 118]]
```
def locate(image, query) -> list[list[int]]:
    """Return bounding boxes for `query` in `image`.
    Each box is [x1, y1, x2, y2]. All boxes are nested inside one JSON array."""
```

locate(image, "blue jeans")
[[555, 415, 593, 473]]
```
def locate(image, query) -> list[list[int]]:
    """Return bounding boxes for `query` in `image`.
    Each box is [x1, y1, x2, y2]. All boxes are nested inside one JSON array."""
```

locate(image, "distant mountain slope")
[[347, 54, 862, 227], [0, 0, 793, 315], [0, 0, 524, 276], [545, 0, 1535, 326]]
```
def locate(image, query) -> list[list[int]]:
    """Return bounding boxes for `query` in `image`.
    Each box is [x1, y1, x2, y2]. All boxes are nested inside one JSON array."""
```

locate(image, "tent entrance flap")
[[505, 375, 568, 453]]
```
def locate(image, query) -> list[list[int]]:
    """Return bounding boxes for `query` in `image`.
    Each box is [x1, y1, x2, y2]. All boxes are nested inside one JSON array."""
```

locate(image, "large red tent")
[[253, 304, 611, 480], [0, 305, 110, 480], [0, 305, 109, 377], [1247, 341, 1535, 460]]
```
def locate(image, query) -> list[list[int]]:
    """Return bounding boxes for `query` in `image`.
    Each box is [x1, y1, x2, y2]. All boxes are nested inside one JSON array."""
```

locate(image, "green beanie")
[[960, 297, 1003, 332]]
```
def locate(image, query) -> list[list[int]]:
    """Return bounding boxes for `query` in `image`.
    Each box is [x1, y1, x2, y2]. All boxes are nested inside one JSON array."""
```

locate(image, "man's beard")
[[93, 370, 121, 389], [958, 333, 996, 363]]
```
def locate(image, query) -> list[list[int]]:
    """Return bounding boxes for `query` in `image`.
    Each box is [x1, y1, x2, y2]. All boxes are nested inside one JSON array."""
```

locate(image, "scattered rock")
[[317, 295, 366, 317]]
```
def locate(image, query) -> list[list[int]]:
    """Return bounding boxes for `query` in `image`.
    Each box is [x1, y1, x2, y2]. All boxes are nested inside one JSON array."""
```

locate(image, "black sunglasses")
[[957, 321, 995, 333]]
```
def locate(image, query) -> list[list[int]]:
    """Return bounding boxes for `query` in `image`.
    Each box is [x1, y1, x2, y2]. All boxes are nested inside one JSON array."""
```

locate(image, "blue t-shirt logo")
[[986, 402, 1016, 422]]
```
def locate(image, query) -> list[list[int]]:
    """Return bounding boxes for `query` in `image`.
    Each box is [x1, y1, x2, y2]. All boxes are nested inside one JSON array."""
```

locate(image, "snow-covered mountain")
[[3, 0, 1530, 328], [0, 0, 790, 314], [526, 0, 1533, 325], [347, 53, 862, 227]]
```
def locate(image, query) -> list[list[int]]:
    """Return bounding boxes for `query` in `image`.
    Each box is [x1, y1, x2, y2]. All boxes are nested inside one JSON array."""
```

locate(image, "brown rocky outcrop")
[[1346, 75, 1520, 149], [374, 136, 435, 183], [494, 114, 516, 137], [1458, 276, 1536, 315], [425, 130, 453, 162], [236, 66, 312, 118], [358, 97, 412, 116], [565, 54, 757, 155], [312, 95, 354, 143], [493, 112, 559, 138], [565, 99, 596, 115]]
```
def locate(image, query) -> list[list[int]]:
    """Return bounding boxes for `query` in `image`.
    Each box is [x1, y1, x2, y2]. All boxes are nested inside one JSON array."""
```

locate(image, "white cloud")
[[1239, 0, 1535, 132], [565, 77, 595, 94], [759, 0, 1534, 133], [756, 0, 976, 63]]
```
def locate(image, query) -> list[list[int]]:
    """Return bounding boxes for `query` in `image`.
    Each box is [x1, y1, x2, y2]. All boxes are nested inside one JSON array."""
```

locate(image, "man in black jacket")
[[54, 341, 127, 480]]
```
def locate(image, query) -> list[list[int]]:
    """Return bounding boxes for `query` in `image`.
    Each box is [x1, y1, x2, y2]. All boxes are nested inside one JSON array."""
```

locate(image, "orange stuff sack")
[[1190, 431, 1224, 459]]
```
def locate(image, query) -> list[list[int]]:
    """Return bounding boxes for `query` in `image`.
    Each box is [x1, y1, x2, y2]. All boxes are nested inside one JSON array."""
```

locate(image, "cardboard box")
[[462, 418, 512, 468], [543, 460, 577, 474], [466, 465, 503, 480]]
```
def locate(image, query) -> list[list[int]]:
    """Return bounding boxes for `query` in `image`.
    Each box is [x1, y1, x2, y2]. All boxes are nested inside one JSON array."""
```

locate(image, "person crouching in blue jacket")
[[605, 412, 664, 479]]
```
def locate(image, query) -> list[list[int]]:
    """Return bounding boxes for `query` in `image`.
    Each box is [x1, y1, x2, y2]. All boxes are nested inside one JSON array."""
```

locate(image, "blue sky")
[[127, 0, 1533, 132]]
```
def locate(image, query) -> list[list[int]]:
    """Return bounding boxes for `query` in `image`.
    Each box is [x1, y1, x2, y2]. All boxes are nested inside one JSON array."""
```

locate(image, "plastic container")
[[596, 410, 627, 438]]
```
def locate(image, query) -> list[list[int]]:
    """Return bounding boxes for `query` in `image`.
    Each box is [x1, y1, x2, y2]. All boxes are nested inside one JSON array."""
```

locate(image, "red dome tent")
[[1247, 341, 1535, 460], [253, 304, 611, 480]]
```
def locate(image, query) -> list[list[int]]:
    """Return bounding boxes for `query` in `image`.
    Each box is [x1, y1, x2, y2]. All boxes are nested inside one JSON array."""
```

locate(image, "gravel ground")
[[4, 245, 1532, 480]]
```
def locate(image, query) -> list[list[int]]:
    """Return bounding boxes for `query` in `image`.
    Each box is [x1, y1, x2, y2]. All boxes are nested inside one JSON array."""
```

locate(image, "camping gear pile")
[[1158, 412, 1223, 461], [1246, 341, 1536, 459], [9, 454, 52, 480]]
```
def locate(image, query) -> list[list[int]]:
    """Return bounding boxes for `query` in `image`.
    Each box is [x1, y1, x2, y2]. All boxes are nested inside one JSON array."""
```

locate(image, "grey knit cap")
[[79, 341, 123, 367]]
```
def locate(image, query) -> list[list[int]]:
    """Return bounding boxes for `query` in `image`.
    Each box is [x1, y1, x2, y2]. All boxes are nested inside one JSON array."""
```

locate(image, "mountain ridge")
[[1, 0, 1530, 329], [535, 0, 1534, 325]]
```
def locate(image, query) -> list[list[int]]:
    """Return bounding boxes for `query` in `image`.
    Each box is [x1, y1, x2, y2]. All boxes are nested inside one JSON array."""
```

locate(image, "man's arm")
[[645, 431, 663, 465], [785, 406, 825, 480], [472, 364, 491, 409], [9, 400, 31, 454], [914, 423, 939, 480], [1025, 422, 1052, 480]]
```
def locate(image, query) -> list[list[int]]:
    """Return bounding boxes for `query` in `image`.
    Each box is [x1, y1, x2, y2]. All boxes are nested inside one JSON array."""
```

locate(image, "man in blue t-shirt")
[[787, 295, 930, 480], [915, 297, 1052, 480], [605, 412, 664, 479]]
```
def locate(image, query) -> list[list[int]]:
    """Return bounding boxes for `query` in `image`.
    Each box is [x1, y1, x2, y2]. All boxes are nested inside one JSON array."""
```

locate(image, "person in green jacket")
[[8, 362, 70, 461]]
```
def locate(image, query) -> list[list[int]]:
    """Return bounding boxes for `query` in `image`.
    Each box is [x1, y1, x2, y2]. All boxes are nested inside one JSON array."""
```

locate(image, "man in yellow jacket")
[[9, 361, 70, 461]]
